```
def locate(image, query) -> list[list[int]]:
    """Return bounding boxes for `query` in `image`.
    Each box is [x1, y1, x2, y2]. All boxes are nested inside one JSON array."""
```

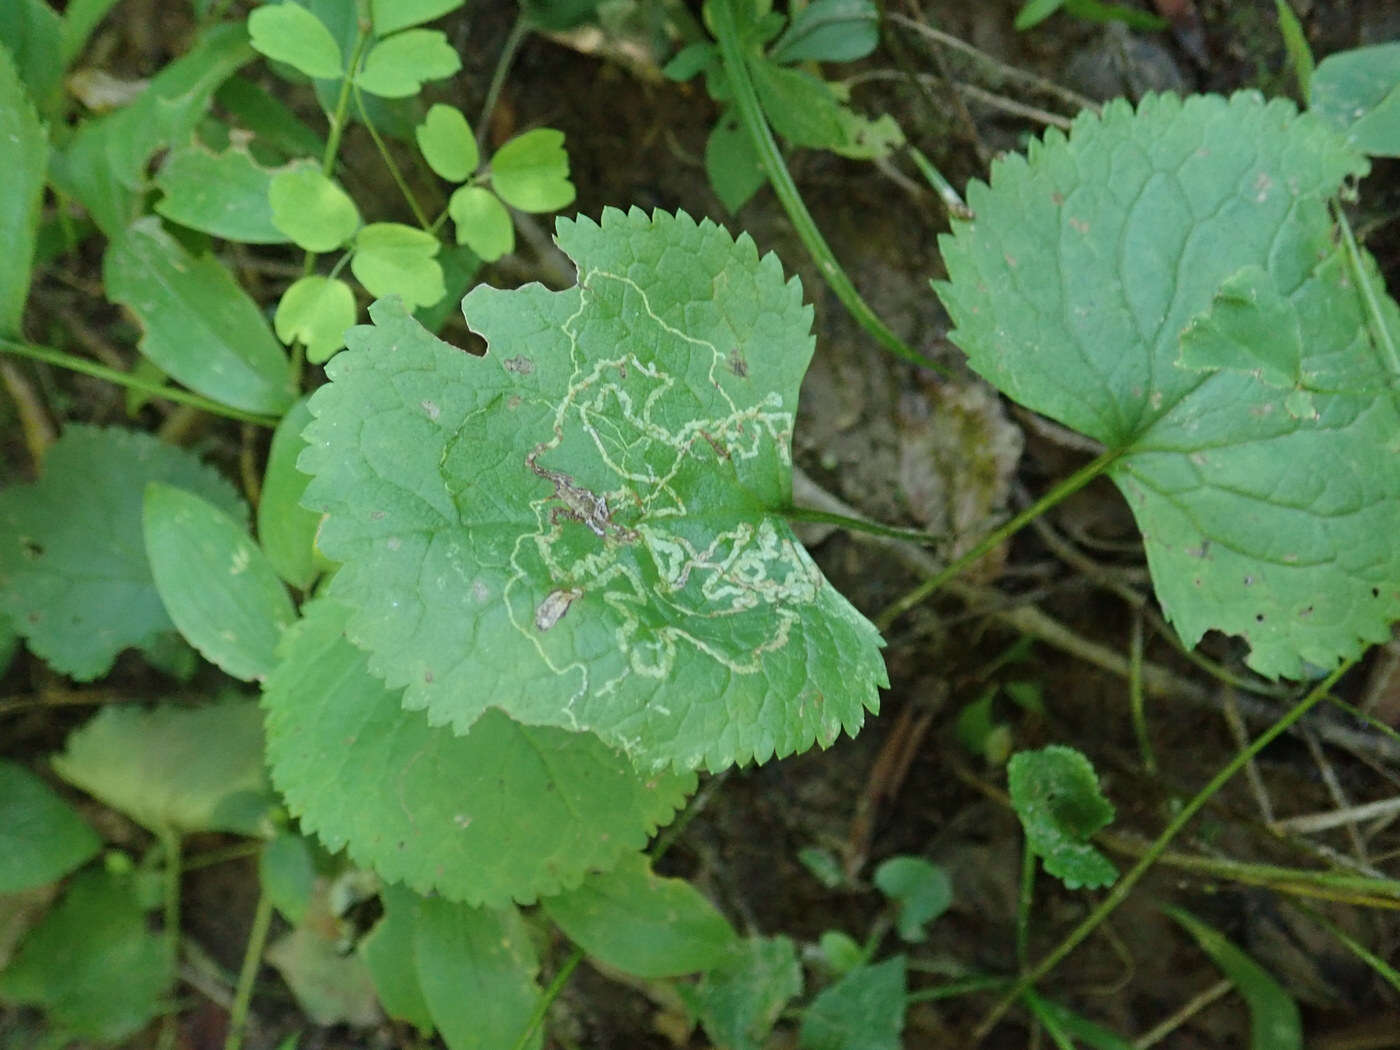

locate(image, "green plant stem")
[[1016, 844, 1035, 971], [971, 659, 1354, 1042], [511, 948, 583, 1050], [1336, 203, 1400, 374], [876, 448, 1123, 631], [0, 338, 280, 427], [478, 14, 532, 151], [158, 831, 182, 1050], [1129, 609, 1155, 773], [783, 505, 939, 546], [353, 83, 432, 230], [224, 890, 275, 1050], [709, 0, 942, 373]]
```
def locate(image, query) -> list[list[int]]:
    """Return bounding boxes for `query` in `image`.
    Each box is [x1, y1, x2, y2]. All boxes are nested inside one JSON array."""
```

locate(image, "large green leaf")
[[143, 483, 296, 681], [0, 0, 61, 110], [52, 698, 273, 837], [0, 43, 46, 338], [936, 92, 1400, 679], [0, 868, 172, 1042], [0, 762, 101, 894], [105, 217, 296, 415], [262, 599, 695, 906], [413, 898, 542, 1050], [542, 852, 737, 977], [0, 426, 246, 680], [300, 209, 887, 771], [1310, 42, 1400, 158]]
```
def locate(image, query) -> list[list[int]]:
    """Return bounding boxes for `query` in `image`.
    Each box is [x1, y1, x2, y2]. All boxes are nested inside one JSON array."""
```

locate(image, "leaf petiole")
[[0, 339, 281, 428]]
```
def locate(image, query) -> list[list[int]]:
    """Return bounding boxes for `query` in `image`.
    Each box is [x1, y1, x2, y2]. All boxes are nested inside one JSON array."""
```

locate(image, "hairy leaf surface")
[[262, 599, 695, 906], [300, 208, 887, 770], [937, 92, 1400, 678]]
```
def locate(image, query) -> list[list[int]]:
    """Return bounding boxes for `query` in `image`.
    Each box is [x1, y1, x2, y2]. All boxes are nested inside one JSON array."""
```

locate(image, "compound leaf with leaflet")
[[261, 599, 695, 907], [936, 92, 1400, 679], [299, 208, 887, 771]]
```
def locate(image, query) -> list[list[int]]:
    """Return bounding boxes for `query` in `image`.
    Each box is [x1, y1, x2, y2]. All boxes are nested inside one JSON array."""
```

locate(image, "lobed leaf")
[[262, 599, 695, 906], [269, 166, 360, 252], [1007, 745, 1117, 890], [355, 28, 460, 98], [155, 143, 299, 244], [936, 92, 1400, 679], [300, 208, 887, 771], [247, 2, 344, 80], [105, 217, 296, 414], [350, 222, 444, 307], [490, 128, 576, 212], [274, 275, 357, 365], [0, 426, 246, 680], [449, 185, 514, 260]]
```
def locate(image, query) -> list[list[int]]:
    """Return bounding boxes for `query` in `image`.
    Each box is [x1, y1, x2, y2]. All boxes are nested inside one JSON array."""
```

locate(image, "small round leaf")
[[269, 168, 360, 252], [248, 4, 344, 79], [415, 103, 478, 182], [350, 222, 445, 308], [448, 185, 513, 261], [490, 128, 576, 212], [274, 275, 356, 364], [355, 29, 461, 98]]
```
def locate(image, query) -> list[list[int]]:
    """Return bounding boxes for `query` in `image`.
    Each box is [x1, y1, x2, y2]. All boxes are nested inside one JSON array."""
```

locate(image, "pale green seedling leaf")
[[154, 144, 298, 244], [0, 426, 245, 680], [266, 892, 381, 1027], [449, 185, 514, 260], [259, 397, 325, 590], [1310, 42, 1400, 157], [769, 0, 879, 64], [414, 898, 542, 1050], [542, 852, 737, 977], [105, 217, 296, 414], [144, 483, 296, 681], [489, 128, 576, 212], [818, 931, 863, 973], [52, 698, 273, 837], [350, 222, 444, 307], [1007, 745, 1117, 890], [1164, 905, 1302, 1050], [416, 102, 478, 181], [300, 209, 887, 771], [275, 275, 356, 365], [248, 3, 344, 79], [262, 599, 695, 906], [0, 762, 100, 894], [372, 0, 465, 35], [355, 28, 460, 98], [873, 856, 953, 942], [359, 884, 434, 1034], [269, 167, 361, 252], [0, 44, 47, 337], [0, 867, 171, 1042], [691, 936, 803, 1050], [259, 832, 316, 925], [936, 92, 1400, 679], [798, 956, 906, 1050]]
